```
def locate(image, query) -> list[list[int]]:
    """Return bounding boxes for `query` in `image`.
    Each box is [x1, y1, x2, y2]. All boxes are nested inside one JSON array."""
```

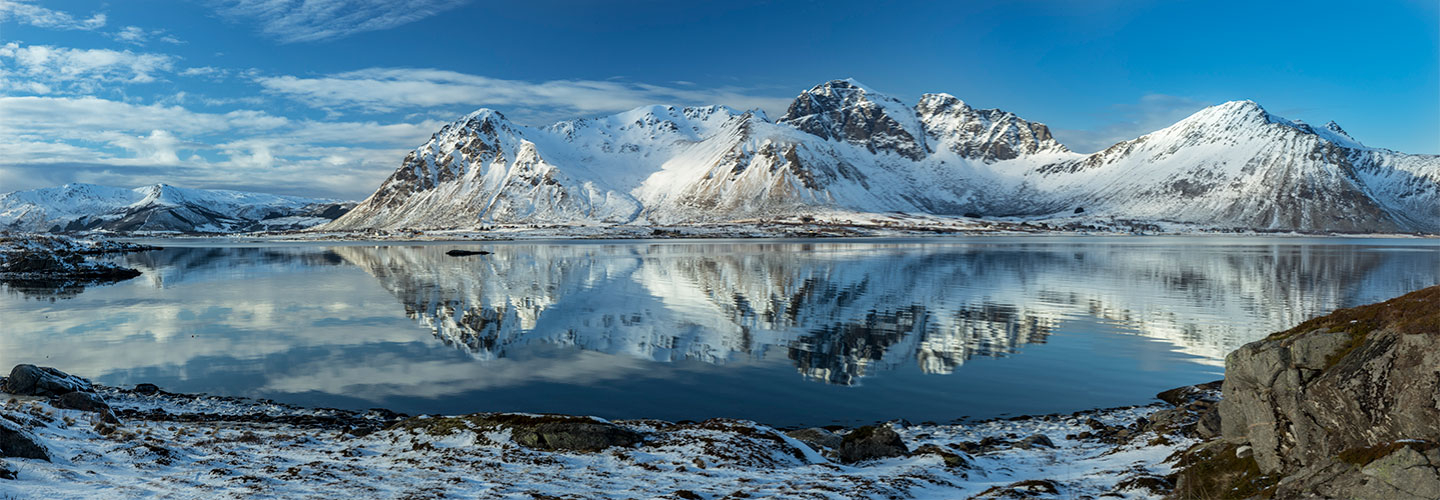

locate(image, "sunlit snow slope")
[[326, 79, 1440, 233]]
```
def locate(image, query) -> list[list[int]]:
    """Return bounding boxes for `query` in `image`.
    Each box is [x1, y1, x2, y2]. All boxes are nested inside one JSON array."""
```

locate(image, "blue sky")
[[1, 0, 1435, 200]]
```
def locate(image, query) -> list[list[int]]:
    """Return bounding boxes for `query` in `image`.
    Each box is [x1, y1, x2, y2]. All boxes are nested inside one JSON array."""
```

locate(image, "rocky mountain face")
[[326, 79, 1440, 233], [0, 183, 353, 233], [1172, 285, 1440, 499]]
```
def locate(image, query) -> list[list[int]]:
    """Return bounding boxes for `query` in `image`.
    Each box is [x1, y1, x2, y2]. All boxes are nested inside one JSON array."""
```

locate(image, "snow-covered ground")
[[266, 211, 1434, 243], [1, 383, 1193, 499]]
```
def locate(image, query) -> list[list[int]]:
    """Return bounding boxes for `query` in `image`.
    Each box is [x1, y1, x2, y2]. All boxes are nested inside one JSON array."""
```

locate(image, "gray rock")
[[1194, 406, 1222, 440], [51, 391, 120, 424], [509, 420, 642, 452], [132, 383, 162, 395], [1269, 444, 1440, 500], [0, 418, 49, 461], [1015, 434, 1055, 449], [1221, 324, 1440, 473], [1155, 379, 1223, 406], [1358, 446, 1440, 500], [53, 391, 109, 413], [785, 427, 841, 451], [911, 444, 969, 468], [838, 425, 909, 464], [1201, 286, 1440, 499], [395, 413, 642, 452], [3, 364, 92, 397], [0, 459, 15, 480]]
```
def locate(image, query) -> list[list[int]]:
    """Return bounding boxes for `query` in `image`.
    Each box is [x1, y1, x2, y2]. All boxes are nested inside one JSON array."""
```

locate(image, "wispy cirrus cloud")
[[1053, 94, 1211, 153], [0, 42, 178, 93], [255, 68, 795, 123], [209, 0, 470, 43], [111, 25, 185, 46], [0, 0, 106, 30]]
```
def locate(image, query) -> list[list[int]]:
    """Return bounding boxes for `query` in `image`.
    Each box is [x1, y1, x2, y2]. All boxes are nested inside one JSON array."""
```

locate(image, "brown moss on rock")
[[1169, 441, 1277, 500], [1336, 439, 1440, 466], [1266, 286, 1440, 368]]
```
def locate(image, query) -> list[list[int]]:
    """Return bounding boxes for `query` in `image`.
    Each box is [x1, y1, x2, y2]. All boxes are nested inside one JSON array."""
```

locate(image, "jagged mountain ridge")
[[326, 79, 1440, 233], [0, 183, 354, 233]]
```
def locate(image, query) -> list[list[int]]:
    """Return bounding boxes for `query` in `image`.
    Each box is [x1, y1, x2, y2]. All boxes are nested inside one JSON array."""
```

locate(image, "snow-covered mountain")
[[0, 183, 353, 233], [327, 79, 1440, 233]]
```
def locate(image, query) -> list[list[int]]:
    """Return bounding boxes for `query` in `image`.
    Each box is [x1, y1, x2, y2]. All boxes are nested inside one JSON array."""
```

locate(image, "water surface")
[[2, 236, 1436, 427]]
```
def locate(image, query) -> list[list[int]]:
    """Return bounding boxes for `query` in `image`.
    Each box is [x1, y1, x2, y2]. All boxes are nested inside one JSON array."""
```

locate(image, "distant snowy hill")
[[0, 183, 354, 233], [323, 79, 1438, 233]]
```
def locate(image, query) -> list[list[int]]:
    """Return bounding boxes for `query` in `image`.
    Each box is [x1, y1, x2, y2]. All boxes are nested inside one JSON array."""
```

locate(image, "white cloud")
[[109, 129, 185, 165], [1053, 94, 1211, 153], [114, 25, 148, 43], [210, 0, 470, 43], [0, 0, 106, 30], [256, 68, 795, 123], [0, 42, 177, 93], [0, 95, 438, 199], [110, 25, 183, 45], [179, 66, 226, 78]]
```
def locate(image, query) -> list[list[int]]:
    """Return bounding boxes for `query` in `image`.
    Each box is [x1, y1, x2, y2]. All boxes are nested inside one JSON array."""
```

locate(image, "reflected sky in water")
[[2, 237, 1437, 427]]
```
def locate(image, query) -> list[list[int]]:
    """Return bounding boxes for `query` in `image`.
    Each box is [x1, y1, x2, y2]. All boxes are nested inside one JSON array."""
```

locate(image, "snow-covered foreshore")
[[92, 212, 1437, 245], [0, 365, 1215, 499]]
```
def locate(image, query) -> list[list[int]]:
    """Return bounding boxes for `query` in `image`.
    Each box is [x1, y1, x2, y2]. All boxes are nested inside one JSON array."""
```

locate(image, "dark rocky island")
[[0, 233, 155, 298]]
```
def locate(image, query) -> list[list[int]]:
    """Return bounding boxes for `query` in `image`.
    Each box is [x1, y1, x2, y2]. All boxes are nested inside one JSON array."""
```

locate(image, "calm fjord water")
[[2, 237, 1437, 427]]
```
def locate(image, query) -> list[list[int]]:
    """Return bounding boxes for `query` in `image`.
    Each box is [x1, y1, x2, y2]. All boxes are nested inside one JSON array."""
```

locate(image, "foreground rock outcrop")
[[1172, 285, 1440, 499]]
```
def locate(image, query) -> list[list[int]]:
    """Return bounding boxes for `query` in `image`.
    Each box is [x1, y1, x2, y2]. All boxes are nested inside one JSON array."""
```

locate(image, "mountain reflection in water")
[[2, 237, 1436, 425], [329, 240, 1437, 386]]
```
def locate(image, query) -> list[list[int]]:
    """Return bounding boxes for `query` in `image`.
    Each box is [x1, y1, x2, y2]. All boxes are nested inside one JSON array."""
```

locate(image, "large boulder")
[[785, 427, 842, 451], [838, 425, 909, 463], [52, 391, 121, 424], [2, 364, 92, 396], [392, 413, 642, 452], [0, 418, 49, 461], [1182, 286, 1440, 499]]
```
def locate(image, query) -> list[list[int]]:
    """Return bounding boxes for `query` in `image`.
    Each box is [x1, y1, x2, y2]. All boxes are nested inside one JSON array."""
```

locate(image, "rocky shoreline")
[[1, 362, 1213, 499]]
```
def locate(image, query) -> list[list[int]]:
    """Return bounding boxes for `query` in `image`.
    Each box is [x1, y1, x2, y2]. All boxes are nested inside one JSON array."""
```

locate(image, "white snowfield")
[[326, 79, 1440, 234], [0, 390, 1186, 500], [0, 183, 346, 233]]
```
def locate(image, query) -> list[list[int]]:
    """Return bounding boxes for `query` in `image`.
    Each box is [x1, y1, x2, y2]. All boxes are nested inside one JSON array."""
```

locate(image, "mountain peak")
[[779, 79, 927, 160], [917, 93, 1070, 161]]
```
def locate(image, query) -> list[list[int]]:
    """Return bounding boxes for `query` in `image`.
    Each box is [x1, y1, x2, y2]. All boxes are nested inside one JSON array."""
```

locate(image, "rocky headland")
[[1171, 285, 1440, 499]]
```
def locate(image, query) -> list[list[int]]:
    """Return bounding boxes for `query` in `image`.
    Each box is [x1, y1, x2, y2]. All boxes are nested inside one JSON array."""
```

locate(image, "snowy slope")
[[1028, 101, 1440, 232], [0, 183, 353, 233], [327, 80, 1440, 233]]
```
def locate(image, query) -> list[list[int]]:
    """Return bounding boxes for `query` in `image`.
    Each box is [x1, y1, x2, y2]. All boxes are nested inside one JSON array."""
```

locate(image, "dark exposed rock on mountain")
[[1172, 285, 1440, 499], [326, 79, 1439, 233], [779, 79, 929, 161]]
